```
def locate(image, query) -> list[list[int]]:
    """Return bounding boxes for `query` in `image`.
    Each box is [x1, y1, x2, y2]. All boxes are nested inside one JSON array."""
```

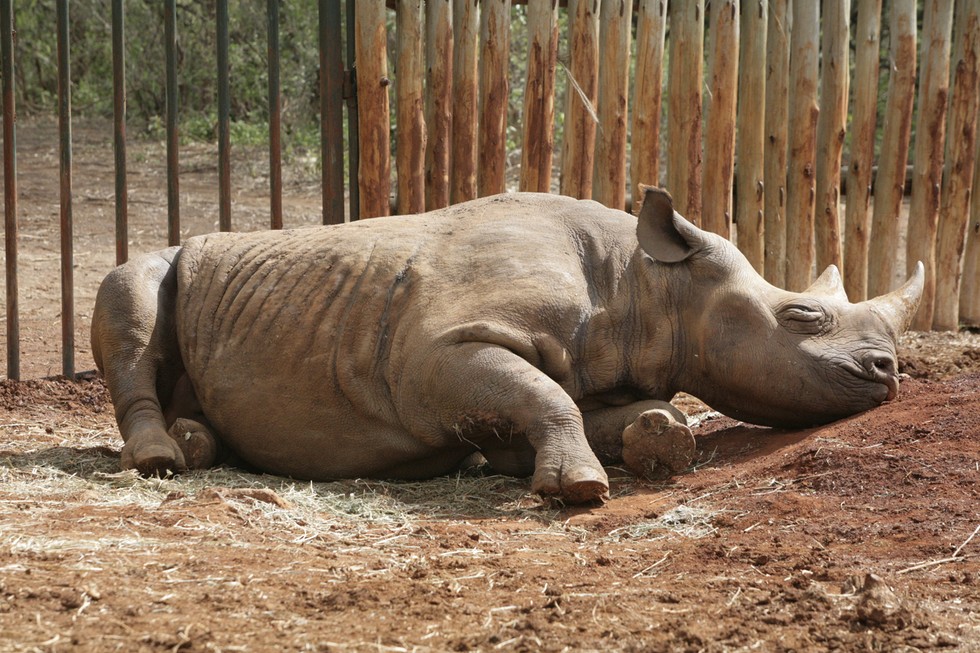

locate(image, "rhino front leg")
[[402, 343, 609, 504], [583, 401, 695, 478], [91, 248, 188, 476]]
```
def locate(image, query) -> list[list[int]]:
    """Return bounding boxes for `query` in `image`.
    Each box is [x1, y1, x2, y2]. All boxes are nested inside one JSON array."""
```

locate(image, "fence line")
[[3, 1, 980, 381]]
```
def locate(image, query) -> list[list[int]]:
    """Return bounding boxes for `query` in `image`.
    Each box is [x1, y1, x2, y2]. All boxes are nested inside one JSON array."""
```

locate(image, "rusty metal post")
[[112, 0, 127, 265], [217, 0, 231, 232], [57, 0, 74, 378], [319, 0, 345, 224], [165, 0, 180, 246], [267, 0, 283, 229], [346, 0, 359, 221], [1, 0, 18, 380]]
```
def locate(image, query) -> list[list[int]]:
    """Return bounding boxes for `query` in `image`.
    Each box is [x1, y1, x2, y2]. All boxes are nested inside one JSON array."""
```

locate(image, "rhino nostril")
[[865, 354, 896, 377]]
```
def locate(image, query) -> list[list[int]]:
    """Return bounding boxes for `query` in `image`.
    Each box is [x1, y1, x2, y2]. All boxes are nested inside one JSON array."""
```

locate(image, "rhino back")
[[173, 194, 637, 476]]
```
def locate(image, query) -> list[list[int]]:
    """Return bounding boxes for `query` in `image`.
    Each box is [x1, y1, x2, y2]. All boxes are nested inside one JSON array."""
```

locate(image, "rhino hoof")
[[123, 439, 188, 478], [533, 464, 609, 504], [622, 409, 696, 480], [167, 418, 219, 469]]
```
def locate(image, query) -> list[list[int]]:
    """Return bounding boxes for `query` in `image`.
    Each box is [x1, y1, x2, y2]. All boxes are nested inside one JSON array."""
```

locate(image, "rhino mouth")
[[841, 356, 899, 403]]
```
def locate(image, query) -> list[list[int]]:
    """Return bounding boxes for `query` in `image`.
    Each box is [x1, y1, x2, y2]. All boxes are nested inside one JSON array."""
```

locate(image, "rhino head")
[[636, 187, 924, 428]]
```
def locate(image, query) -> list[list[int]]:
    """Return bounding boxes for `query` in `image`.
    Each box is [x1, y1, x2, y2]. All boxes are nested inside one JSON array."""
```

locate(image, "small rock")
[[853, 573, 911, 627]]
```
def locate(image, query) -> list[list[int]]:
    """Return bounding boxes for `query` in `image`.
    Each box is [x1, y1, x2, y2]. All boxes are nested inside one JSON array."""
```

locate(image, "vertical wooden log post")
[[702, 0, 739, 238], [666, 0, 704, 224], [559, 0, 599, 199], [478, 0, 511, 196], [960, 133, 980, 325], [451, 0, 479, 204], [396, 0, 425, 215], [868, 0, 916, 297], [631, 0, 668, 202], [814, 0, 849, 275], [592, 0, 633, 210], [843, 0, 882, 301], [784, 0, 819, 291], [907, 0, 954, 330], [735, 0, 766, 271], [355, 1, 391, 218], [425, 0, 453, 209], [520, 0, 559, 193], [763, 0, 791, 287], [933, 0, 980, 331]]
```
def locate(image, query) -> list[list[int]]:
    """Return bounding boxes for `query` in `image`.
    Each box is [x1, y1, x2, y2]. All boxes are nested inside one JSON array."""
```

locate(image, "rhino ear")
[[804, 265, 849, 301], [636, 186, 704, 263]]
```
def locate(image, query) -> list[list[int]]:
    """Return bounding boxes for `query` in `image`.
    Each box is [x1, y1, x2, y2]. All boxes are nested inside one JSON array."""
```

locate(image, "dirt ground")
[[1, 119, 979, 651]]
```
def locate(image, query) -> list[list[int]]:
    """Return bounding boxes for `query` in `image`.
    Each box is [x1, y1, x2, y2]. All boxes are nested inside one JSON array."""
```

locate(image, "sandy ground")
[[0, 118, 978, 651]]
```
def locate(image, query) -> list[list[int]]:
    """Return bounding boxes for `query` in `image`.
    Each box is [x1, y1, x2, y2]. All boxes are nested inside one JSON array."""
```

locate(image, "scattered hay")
[[605, 504, 723, 541]]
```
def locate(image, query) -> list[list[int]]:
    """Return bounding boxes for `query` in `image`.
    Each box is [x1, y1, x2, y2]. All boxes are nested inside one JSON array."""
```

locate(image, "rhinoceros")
[[92, 188, 923, 504]]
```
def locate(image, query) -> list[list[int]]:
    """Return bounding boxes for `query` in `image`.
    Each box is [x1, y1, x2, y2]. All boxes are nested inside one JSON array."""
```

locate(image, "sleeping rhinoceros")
[[91, 188, 923, 504]]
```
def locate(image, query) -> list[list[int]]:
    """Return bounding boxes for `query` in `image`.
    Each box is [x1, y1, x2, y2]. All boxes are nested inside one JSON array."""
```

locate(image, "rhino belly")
[[172, 229, 452, 480]]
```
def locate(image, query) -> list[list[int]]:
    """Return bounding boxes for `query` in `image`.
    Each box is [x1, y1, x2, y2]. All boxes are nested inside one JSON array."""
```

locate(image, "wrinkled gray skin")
[[91, 189, 924, 504]]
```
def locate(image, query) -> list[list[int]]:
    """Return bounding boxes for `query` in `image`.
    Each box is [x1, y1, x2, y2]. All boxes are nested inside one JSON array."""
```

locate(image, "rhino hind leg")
[[582, 400, 695, 478], [622, 408, 695, 479], [91, 247, 188, 476]]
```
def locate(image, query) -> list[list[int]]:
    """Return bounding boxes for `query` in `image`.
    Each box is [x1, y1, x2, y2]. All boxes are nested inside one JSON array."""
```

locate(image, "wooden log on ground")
[[666, 0, 704, 224], [763, 0, 791, 287], [735, 0, 766, 272], [814, 0, 849, 276], [425, 0, 453, 209], [451, 0, 479, 204], [592, 0, 633, 210], [631, 0, 668, 202], [784, 0, 819, 290], [843, 0, 882, 301], [560, 0, 599, 199], [520, 0, 559, 193], [933, 0, 980, 330], [478, 0, 511, 197], [868, 0, 916, 297], [702, 0, 739, 238], [395, 0, 425, 215], [960, 127, 980, 325], [354, 1, 391, 218], [906, 0, 954, 330]]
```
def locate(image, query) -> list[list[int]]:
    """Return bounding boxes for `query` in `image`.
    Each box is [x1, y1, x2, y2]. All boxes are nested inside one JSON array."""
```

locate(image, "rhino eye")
[[778, 304, 828, 332]]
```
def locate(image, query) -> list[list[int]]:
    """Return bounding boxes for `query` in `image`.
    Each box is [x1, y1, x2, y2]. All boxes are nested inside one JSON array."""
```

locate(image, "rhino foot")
[[532, 461, 610, 504], [167, 418, 219, 469], [622, 409, 696, 480], [121, 435, 188, 478]]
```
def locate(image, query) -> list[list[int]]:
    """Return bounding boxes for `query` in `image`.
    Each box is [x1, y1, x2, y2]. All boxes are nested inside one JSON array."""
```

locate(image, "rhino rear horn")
[[636, 186, 705, 263], [804, 265, 849, 301], [865, 261, 925, 336]]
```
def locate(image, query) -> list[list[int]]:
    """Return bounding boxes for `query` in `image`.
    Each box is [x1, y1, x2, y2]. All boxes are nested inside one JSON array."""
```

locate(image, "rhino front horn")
[[866, 261, 925, 336]]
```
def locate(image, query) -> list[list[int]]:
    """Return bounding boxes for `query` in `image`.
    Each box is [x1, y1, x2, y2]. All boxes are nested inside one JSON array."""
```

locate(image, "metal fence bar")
[[319, 0, 345, 224], [112, 0, 127, 265], [346, 0, 359, 221], [165, 0, 180, 246], [217, 0, 231, 232], [267, 0, 283, 229], [1, 0, 18, 380], [57, 0, 74, 378]]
